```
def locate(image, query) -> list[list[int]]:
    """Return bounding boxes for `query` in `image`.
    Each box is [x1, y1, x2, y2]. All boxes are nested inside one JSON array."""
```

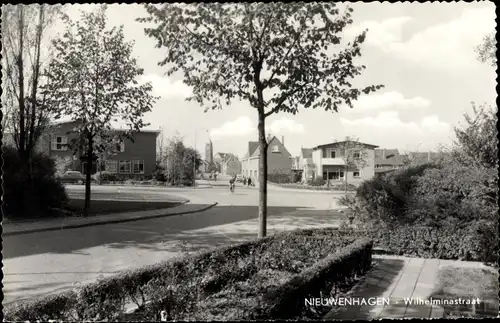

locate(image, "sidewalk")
[[3, 202, 218, 236], [324, 255, 488, 320]]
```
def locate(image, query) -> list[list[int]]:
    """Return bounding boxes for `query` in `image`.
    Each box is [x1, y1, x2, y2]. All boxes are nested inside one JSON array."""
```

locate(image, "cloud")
[[345, 16, 414, 49], [266, 117, 305, 134], [347, 7, 496, 69], [349, 91, 431, 112], [138, 74, 192, 99], [210, 116, 255, 138], [340, 111, 450, 134]]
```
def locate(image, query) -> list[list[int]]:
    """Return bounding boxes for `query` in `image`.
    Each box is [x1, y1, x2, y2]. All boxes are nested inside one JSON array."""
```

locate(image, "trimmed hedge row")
[[3, 237, 267, 321], [4, 228, 369, 321], [272, 182, 357, 191], [255, 238, 373, 320], [298, 226, 497, 264]]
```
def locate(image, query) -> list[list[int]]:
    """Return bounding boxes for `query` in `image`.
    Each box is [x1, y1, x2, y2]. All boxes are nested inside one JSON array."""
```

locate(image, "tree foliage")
[[164, 135, 202, 185], [475, 32, 496, 67], [139, 3, 383, 237], [1, 4, 64, 161], [453, 102, 498, 169], [45, 5, 157, 216]]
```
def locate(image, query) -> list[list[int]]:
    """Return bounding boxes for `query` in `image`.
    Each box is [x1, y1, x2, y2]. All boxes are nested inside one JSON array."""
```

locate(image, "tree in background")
[[336, 137, 369, 193], [139, 3, 383, 237], [2, 4, 64, 165], [45, 5, 157, 217], [475, 33, 496, 67], [164, 135, 202, 185]]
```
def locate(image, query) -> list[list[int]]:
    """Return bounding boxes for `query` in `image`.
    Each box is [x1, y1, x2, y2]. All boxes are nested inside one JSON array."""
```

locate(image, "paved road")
[[3, 184, 345, 306], [64, 184, 345, 209]]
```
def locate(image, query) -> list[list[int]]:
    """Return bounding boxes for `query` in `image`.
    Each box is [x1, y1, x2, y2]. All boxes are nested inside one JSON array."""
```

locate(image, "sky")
[[51, 2, 496, 159]]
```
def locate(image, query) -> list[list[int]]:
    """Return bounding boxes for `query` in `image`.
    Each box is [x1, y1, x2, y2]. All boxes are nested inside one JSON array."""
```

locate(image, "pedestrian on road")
[[247, 177, 252, 187], [243, 176, 247, 186], [229, 175, 236, 193]]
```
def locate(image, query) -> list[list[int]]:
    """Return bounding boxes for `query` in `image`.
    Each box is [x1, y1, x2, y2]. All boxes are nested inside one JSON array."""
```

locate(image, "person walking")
[[243, 176, 247, 186], [229, 175, 236, 193], [247, 177, 252, 187]]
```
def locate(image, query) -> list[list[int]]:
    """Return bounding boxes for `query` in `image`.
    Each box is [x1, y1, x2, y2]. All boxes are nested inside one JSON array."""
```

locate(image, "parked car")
[[58, 171, 89, 185]]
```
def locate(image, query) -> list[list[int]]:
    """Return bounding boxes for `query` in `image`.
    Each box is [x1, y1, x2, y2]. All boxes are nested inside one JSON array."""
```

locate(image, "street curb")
[[3, 201, 218, 237]]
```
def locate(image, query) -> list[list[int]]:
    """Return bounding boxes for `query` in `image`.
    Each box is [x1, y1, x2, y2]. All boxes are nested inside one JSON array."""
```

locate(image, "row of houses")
[[238, 136, 449, 185]]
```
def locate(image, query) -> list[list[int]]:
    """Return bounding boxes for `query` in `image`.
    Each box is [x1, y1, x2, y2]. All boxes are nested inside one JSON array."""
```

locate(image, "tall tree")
[[2, 4, 63, 163], [139, 3, 383, 237], [45, 5, 157, 216]]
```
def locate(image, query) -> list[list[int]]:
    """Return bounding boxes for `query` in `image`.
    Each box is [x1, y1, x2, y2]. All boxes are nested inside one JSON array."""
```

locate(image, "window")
[[353, 151, 360, 159], [330, 149, 336, 158], [353, 171, 360, 178], [105, 160, 118, 173], [51, 136, 68, 151], [133, 160, 144, 174], [271, 145, 279, 153], [119, 160, 131, 174]]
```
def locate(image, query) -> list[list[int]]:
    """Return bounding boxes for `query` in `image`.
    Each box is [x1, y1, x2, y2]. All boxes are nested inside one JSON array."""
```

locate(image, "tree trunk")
[[84, 135, 93, 217], [258, 111, 268, 238], [17, 6, 26, 161], [344, 164, 348, 194]]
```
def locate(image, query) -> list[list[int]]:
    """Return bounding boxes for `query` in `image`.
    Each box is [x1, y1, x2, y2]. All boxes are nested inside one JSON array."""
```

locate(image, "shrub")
[[2, 146, 69, 219], [253, 238, 373, 320], [370, 225, 497, 263], [268, 172, 292, 184], [309, 177, 326, 186], [355, 163, 438, 226], [93, 171, 119, 183], [4, 228, 371, 321]]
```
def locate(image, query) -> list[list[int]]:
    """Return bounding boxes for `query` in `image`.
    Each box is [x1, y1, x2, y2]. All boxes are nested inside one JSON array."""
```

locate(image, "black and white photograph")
[[1, 1, 498, 321]]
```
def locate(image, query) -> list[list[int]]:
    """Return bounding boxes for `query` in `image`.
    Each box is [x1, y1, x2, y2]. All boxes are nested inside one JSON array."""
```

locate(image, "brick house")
[[310, 140, 378, 185], [39, 120, 159, 178], [241, 135, 292, 182]]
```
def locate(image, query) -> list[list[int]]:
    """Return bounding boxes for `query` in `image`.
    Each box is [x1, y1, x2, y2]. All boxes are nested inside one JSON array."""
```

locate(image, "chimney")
[[281, 136, 285, 146]]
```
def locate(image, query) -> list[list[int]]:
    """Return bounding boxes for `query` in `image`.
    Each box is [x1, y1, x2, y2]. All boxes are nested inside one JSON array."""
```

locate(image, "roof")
[[301, 148, 313, 159], [250, 136, 291, 158], [242, 141, 259, 160], [375, 149, 405, 166], [215, 152, 238, 163], [313, 140, 379, 150]]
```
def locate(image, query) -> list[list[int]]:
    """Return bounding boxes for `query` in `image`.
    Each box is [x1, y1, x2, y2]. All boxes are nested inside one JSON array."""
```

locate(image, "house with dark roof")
[[241, 135, 292, 182], [213, 152, 242, 176], [374, 149, 405, 174], [311, 140, 378, 184]]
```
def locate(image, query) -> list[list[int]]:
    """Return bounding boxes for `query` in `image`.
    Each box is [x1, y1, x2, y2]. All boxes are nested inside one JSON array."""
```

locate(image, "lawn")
[[64, 199, 182, 216], [430, 266, 499, 318]]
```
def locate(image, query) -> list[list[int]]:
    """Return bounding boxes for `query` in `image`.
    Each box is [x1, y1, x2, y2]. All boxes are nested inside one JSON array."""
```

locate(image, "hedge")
[[272, 182, 357, 191], [255, 238, 373, 320], [4, 228, 369, 321], [304, 226, 496, 264]]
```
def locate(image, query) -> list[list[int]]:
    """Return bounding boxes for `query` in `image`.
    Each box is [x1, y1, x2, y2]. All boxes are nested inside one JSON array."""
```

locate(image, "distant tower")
[[205, 140, 213, 163]]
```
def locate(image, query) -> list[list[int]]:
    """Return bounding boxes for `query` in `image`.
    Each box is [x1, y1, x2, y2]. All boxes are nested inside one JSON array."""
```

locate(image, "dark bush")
[[268, 172, 292, 184], [355, 163, 438, 226], [153, 167, 167, 182], [93, 171, 119, 183], [309, 177, 326, 186], [2, 146, 68, 220]]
